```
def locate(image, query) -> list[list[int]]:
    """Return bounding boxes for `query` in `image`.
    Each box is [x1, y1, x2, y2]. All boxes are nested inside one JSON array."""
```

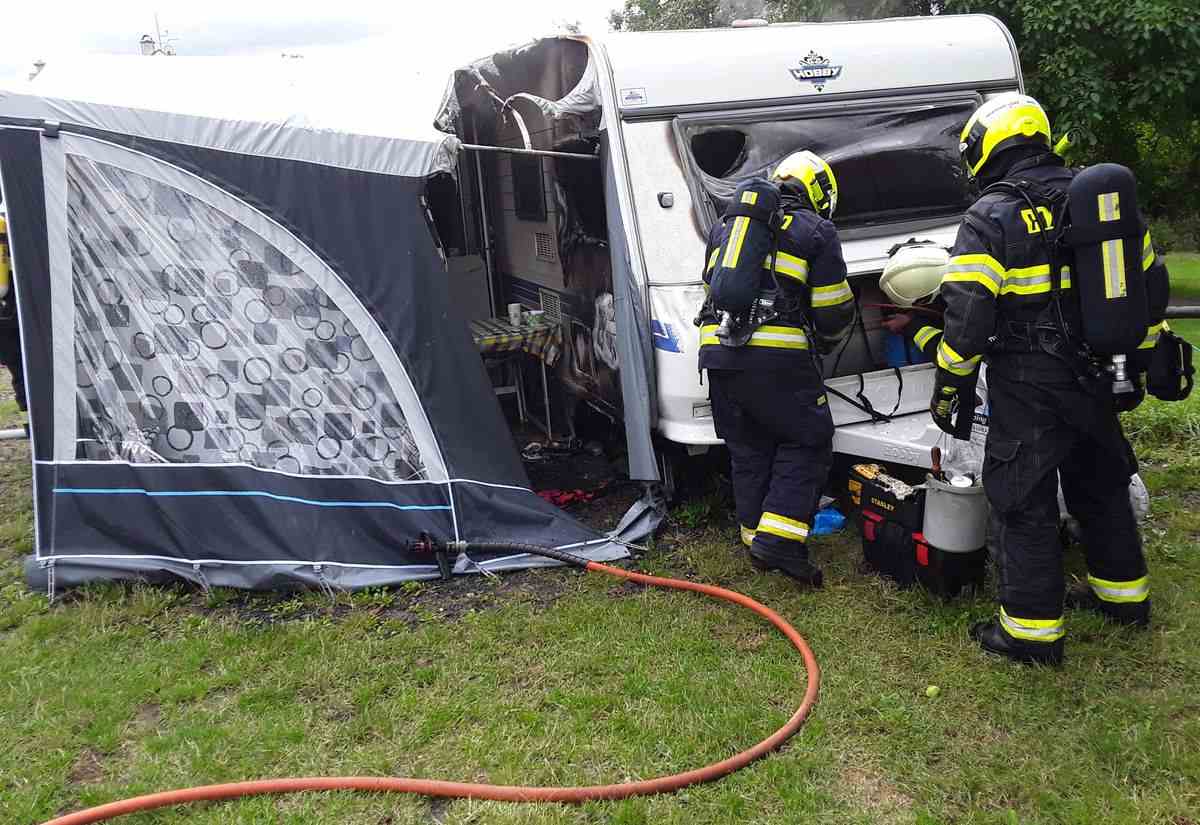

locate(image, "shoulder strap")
[[984, 178, 1070, 296]]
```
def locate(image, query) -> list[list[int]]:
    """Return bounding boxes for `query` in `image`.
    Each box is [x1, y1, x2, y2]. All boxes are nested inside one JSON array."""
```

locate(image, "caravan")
[[434, 14, 1023, 486], [0, 17, 1027, 590]]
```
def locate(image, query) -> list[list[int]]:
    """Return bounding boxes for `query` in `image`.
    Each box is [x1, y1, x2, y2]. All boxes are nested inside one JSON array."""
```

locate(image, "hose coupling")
[[408, 533, 467, 581]]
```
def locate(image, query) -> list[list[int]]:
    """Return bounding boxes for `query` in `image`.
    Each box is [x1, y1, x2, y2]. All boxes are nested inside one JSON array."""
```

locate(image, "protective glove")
[[1113, 373, 1146, 413], [930, 370, 964, 436]]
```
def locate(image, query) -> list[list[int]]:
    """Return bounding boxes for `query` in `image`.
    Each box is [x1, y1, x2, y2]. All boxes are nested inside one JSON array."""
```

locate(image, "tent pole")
[[460, 143, 599, 162], [470, 118, 498, 316]]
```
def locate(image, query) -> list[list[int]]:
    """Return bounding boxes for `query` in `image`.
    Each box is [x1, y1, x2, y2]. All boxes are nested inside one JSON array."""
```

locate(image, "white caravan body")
[[437, 15, 1022, 476], [597, 15, 1020, 468]]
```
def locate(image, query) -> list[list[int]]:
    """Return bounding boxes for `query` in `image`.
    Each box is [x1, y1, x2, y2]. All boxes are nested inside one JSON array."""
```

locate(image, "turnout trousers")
[[983, 356, 1149, 646], [707, 365, 833, 560]]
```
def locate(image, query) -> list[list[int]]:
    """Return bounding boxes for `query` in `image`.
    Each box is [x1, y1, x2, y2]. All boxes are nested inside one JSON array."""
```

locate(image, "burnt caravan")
[[436, 15, 1023, 484]]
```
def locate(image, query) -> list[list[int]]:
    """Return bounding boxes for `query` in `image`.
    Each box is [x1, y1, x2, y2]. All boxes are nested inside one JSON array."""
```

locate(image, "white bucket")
[[922, 475, 988, 553]]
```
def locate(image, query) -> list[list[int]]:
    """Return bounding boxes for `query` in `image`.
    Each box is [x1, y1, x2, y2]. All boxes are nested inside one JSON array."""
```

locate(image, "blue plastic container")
[[811, 506, 846, 536], [884, 332, 929, 367]]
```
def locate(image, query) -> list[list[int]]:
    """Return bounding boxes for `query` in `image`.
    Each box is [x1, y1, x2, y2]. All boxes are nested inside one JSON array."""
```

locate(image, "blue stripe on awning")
[[53, 488, 451, 512]]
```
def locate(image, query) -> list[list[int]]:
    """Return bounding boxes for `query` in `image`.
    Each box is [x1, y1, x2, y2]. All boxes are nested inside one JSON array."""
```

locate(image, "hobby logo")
[[789, 51, 843, 91]]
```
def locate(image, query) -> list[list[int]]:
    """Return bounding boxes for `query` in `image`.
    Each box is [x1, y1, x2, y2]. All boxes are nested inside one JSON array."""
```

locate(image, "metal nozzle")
[[1110, 354, 1134, 394], [715, 311, 735, 339]]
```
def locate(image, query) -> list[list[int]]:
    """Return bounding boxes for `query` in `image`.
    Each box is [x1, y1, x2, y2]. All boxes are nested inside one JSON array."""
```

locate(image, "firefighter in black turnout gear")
[[936, 94, 1169, 664], [698, 151, 854, 587]]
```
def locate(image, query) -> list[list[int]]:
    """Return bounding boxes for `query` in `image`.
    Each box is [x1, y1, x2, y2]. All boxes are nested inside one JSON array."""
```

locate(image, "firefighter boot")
[[970, 617, 1064, 666], [1065, 584, 1151, 628], [748, 541, 823, 588]]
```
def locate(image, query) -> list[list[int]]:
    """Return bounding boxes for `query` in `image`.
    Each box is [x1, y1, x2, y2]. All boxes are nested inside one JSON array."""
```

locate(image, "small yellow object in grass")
[[925, 685, 940, 698]]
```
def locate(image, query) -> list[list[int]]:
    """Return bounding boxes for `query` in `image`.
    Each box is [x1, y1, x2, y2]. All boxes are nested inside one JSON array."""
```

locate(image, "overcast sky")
[[0, 0, 621, 86]]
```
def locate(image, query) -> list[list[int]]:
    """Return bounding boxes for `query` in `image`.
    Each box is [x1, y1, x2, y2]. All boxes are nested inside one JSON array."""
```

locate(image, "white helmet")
[[880, 244, 949, 307]]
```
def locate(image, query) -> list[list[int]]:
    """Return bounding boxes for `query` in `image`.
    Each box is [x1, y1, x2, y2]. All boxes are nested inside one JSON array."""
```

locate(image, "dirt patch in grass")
[[132, 703, 161, 731], [839, 763, 915, 824], [67, 747, 107, 786], [606, 579, 645, 598], [376, 570, 577, 627], [428, 797, 451, 824], [200, 563, 586, 630]]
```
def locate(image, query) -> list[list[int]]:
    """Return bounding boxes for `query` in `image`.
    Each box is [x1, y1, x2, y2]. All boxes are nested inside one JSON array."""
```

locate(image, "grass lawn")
[[1165, 252, 1200, 341], [2, 389, 1200, 821]]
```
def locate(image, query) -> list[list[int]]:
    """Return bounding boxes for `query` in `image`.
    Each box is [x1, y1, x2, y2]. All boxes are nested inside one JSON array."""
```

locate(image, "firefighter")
[[879, 243, 950, 363], [933, 93, 1168, 664], [698, 151, 854, 587]]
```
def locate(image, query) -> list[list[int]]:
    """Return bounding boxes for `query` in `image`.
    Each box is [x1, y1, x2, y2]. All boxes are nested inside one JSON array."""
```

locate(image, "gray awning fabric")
[[0, 56, 458, 178], [603, 133, 659, 482]]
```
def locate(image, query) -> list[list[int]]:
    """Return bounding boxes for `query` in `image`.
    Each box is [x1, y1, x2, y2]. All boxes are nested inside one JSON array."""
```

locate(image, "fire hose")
[[41, 539, 820, 825]]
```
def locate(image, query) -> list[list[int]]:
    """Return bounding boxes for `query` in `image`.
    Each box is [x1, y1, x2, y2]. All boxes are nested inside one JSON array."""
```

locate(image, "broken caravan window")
[[673, 96, 979, 235]]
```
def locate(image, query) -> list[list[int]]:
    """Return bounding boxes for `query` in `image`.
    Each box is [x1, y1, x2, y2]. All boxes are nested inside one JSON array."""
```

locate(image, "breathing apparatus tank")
[[1063, 164, 1150, 390], [705, 178, 784, 346]]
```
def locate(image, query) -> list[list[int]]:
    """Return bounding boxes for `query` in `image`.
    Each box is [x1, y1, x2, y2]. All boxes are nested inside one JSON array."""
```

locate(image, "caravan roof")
[[599, 15, 1021, 116]]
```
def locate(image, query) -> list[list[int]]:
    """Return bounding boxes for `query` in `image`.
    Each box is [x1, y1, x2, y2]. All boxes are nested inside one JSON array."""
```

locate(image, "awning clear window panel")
[[67, 155, 427, 480], [675, 97, 979, 233]]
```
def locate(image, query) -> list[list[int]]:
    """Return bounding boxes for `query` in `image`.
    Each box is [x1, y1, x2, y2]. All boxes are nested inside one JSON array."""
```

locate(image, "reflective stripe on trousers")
[[999, 606, 1066, 643], [756, 511, 810, 543], [1089, 574, 1149, 604]]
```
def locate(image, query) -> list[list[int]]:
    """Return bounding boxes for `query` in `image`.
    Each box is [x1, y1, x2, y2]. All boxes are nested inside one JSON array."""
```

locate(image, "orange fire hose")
[[42, 555, 821, 825]]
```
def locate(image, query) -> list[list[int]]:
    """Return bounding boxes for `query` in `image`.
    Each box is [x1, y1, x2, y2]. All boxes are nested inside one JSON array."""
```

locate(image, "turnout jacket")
[[698, 205, 854, 370], [937, 155, 1170, 384]]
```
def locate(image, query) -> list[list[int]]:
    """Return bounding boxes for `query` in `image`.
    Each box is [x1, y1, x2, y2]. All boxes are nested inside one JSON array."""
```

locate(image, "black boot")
[[970, 617, 1064, 666], [1065, 584, 1151, 628], [748, 543, 823, 588]]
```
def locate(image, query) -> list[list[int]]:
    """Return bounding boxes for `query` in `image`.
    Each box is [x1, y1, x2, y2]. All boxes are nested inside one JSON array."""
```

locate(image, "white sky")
[[0, 0, 621, 87]]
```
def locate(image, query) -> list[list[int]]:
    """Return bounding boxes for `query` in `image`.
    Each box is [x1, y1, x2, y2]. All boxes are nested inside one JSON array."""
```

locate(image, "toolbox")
[[852, 463, 987, 599]]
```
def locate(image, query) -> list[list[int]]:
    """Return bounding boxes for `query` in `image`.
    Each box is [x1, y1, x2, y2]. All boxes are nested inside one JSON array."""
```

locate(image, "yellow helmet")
[[959, 93, 1051, 178], [771, 150, 838, 220]]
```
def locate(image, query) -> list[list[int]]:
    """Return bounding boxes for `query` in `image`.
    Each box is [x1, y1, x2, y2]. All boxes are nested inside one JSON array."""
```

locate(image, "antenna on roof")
[[28, 60, 46, 81], [140, 14, 177, 56]]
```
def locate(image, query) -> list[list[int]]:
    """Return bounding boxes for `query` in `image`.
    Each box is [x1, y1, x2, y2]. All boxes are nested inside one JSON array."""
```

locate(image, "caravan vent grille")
[[535, 232, 556, 262], [539, 289, 563, 324]]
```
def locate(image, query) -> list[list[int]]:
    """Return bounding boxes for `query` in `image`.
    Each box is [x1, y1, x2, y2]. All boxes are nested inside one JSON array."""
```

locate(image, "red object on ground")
[[862, 509, 883, 542], [914, 533, 931, 567], [536, 488, 597, 506], [40, 562, 821, 825]]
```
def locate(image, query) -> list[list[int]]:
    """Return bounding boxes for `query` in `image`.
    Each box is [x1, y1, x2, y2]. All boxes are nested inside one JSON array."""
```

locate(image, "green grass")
[[1165, 253, 1200, 340], [1, 394, 1199, 823], [1166, 252, 1200, 303]]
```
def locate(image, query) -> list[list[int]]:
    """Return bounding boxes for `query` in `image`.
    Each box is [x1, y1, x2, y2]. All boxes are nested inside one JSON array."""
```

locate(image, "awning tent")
[[0, 57, 650, 592]]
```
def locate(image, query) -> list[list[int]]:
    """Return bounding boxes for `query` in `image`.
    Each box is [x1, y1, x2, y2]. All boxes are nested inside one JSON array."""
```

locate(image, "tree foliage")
[[945, 0, 1200, 217], [765, 1, 937, 22], [608, 0, 936, 30], [608, 0, 723, 31]]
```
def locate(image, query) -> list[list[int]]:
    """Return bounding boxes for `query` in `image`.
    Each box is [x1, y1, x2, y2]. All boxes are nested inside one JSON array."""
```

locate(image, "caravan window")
[[675, 97, 978, 233]]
